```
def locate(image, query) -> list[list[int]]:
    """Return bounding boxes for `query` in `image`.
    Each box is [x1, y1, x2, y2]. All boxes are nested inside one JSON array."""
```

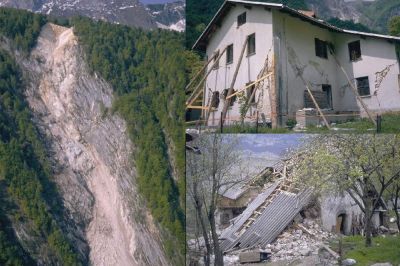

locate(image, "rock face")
[[11, 23, 168, 265], [146, 1, 185, 32], [0, 0, 156, 29]]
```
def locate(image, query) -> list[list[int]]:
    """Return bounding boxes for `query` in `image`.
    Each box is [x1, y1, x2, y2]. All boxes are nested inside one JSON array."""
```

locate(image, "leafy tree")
[[71, 17, 186, 264], [327, 17, 374, 33], [388, 16, 400, 36], [0, 47, 80, 264], [292, 134, 400, 247]]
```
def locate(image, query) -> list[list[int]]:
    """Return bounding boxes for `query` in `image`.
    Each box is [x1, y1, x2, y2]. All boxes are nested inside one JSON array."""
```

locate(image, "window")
[[229, 90, 237, 106], [223, 89, 236, 106], [211, 91, 220, 108], [348, 40, 361, 61], [212, 50, 219, 69], [247, 33, 256, 56], [315, 38, 328, 59], [237, 12, 246, 27], [356, 76, 370, 96], [246, 82, 256, 104], [226, 44, 233, 65], [322, 84, 332, 109], [304, 84, 332, 109]]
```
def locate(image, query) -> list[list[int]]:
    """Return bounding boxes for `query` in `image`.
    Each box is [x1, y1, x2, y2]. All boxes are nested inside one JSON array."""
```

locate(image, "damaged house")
[[189, 0, 400, 128], [218, 159, 389, 254]]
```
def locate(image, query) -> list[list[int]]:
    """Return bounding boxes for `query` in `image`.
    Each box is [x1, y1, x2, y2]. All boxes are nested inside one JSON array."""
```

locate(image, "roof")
[[193, 0, 400, 51], [219, 180, 313, 251]]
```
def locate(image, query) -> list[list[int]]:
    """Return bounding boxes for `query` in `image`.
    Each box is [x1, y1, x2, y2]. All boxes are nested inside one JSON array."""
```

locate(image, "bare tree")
[[186, 134, 247, 266], [291, 134, 400, 247]]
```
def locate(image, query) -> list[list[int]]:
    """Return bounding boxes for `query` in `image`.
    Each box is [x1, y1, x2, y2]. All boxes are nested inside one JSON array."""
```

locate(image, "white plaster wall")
[[203, 6, 400, 126], [205, 4, 274, 126], [273, 11, 339, 121], [320, 193, 363, 234], [334, 34, 400, 114]]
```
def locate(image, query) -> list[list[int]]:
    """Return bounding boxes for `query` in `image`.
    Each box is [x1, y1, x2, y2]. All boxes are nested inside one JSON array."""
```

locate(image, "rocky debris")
[[342, 258, 357, 266], [269, 219, 335, 262]]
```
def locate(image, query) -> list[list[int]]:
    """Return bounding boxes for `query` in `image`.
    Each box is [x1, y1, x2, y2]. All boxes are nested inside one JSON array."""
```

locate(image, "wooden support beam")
[[226, 72, 273, 99], [186, 46, 228, 106], [332, 54, 376, 126], [299, 75, 331, 129], [185, 53, 217, 92], [186, 89, 203, 108], [220, 37, 248, 126], [187, 105, 210, 110]]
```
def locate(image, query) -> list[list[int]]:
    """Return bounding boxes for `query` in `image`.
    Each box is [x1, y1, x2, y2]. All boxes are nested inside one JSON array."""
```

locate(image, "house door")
[[336, 213, 346, 234]]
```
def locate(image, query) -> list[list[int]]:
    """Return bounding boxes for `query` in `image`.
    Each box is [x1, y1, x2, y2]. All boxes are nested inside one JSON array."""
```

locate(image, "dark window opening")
[[315, 38, 328, 59], [213, 50, 219, 69], [336, 214, 346, 234], [222, 89, 236, 106], [226, 44, 233, 65], [222, 89, 229, 99], [322, 84, 332, 109], [348, 40, 361, 61], [237, 12, 246, 27], [356, 76, 370, 96], [246, 82, 256, 104], [304, 85, 332, 109], [211, 91, 220, 108], [247, 33, 256, 56], [229, 90, 237, 107]]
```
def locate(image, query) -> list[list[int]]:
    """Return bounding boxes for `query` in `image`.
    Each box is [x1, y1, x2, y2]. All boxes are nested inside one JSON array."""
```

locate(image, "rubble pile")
[[268, 218, 336, 262]]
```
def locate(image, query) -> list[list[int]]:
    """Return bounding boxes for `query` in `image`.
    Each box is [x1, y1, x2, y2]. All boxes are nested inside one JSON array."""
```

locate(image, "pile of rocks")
[[268, 218, 335, 262]]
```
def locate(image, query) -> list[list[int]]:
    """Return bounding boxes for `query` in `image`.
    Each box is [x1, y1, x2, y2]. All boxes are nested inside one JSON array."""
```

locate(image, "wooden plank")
[[186, 46, 228, 106], [185, 53, 217, 91], [332, 54, 376, 125], [187, 105, 210, 110], [220, 37, 248, 126], [226, 72, 273, 99]]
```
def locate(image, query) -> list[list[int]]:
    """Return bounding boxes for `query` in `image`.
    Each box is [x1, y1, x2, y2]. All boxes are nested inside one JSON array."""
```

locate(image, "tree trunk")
[[209, 204, 223, 266], [364, 197, 373, 247], [193, 183, 211, 266], [395, 186, 400, 232]]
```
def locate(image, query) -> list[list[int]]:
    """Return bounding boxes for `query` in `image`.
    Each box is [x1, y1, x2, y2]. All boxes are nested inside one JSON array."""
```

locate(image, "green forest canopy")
[[0, 7, 187, 265]]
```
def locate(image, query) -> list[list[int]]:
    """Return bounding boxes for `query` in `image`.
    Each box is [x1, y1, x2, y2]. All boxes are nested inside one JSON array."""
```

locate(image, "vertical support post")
[[376, 115, 382, 133], [256, 111, 259, 133], [220, 112, 223, 133], [220, 37, 248, 127]]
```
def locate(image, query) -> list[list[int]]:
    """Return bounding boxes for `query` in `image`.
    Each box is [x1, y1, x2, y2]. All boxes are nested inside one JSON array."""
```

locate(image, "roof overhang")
[[192, 0, 400, 52]]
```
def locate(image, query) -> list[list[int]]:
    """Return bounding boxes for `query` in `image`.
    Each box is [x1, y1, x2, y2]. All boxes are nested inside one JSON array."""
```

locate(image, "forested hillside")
[[0, 7, 186, 265], [0, 10, 80, 264], [71, 17, 186, 260]]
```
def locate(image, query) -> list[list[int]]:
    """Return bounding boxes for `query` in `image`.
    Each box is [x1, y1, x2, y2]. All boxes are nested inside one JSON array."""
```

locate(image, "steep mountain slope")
[[305, 0, 400, 33], [0, 0, 156, 29], [0, 7, 185, 265], [147, 1, 185, 32]]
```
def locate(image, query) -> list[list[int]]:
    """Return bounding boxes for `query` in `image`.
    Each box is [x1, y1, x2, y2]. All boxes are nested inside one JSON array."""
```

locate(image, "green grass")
[[333, 113, 400, 133], [340, 235, 400, 265]]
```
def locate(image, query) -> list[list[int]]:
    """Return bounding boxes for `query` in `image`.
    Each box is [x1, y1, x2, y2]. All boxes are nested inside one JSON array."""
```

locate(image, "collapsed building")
[[187, 0, 400, 128], [216, 159, 390, 256]]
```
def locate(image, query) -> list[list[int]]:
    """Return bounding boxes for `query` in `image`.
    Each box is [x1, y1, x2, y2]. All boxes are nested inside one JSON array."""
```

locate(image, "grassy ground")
[[338, 235, 400, 265], [188, 113, 400, 134]]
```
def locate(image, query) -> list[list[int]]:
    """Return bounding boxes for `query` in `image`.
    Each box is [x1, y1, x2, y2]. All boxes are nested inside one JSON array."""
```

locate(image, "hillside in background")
[[0, 0, 185, 32], [0, 7, 185, 265], [147, 0, 185, 32]]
